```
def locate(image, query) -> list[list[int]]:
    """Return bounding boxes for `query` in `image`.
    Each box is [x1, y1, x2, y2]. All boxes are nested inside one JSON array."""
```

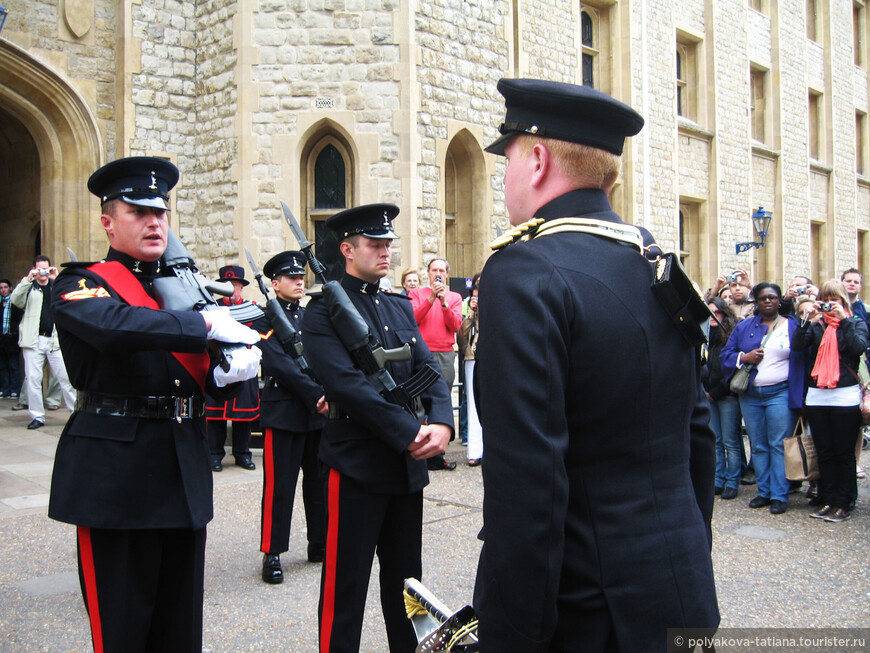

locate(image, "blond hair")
[[818, 279, 853, 316], [514, 135, 622, 191]]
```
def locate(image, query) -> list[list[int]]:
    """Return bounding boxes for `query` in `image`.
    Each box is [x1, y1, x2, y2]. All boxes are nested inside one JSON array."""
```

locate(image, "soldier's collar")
[[105, 248, 160, 276], [278, 297, 300, 311], [341, 273, 381, 295]]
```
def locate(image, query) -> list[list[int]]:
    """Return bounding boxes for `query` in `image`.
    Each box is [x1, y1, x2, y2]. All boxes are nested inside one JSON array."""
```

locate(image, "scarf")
[[811, 313, 841, 388]]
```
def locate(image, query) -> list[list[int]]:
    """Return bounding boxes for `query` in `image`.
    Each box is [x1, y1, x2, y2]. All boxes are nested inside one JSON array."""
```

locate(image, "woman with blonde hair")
[[792, 279, 869, 522]]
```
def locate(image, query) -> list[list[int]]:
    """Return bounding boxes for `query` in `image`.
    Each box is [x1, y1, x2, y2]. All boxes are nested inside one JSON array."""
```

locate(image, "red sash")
[[87, 261, 210, 393]]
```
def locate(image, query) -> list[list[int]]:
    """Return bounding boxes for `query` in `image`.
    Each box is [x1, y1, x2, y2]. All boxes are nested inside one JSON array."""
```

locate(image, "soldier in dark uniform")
[[206, 265, 259, 471], [48, 156, 262, 653], [253, 250, 328, 584], [301, 204, 454, 653], [472, 79, 720, 651]]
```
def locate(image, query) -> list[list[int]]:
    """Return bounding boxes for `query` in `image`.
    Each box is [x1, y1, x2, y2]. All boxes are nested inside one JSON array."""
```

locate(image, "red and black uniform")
[[301, 274, 454, 653], [252, 298, 327, 558], [205, 295, 260, 465], [48, 248, 233, 653]]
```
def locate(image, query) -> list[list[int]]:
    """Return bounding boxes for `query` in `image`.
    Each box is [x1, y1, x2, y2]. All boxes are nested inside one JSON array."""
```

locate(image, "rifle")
[[279, 201, 429, 411], [151, 230, 260, 370], [244, 247, 308, 371]]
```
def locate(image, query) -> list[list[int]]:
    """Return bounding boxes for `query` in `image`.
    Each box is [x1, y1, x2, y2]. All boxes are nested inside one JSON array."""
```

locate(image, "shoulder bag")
[[784, 417, 819, 481], [729, 315, 780, 395]]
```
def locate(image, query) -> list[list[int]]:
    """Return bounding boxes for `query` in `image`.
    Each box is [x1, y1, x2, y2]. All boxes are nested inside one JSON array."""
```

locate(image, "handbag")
[[784, 417, 819, 481], [845, 358, 870, 426], [728, 315, 780, 395], [728, 364, 753, 394]]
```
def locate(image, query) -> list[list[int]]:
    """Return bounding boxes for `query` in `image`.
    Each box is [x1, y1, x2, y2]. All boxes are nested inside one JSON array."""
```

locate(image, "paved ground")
[[1, 400, 868, 652]]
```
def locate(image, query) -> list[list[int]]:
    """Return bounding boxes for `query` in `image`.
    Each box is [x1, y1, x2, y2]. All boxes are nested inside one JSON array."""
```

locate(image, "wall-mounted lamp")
[[735, 206, 772, 254]]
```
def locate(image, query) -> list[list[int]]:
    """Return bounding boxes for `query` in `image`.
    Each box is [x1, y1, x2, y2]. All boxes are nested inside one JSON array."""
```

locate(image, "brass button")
[[384, 325, 390, 331], [174, 379, 181, 387]]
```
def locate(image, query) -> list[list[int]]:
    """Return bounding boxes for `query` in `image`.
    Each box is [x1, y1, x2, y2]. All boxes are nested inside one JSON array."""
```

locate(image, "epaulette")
[[489, 218, 545, 251], [531, 217, 645, 252], [60, 260, 102, 269]]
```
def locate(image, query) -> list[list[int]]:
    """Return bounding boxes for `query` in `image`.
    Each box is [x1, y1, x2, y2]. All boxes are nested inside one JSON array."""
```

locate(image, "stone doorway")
[[0, 40, 103, 275]]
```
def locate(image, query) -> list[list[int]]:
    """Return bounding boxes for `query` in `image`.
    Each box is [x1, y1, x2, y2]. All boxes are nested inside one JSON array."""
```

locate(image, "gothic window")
[[581, 11, 596, 88], [314, 145, 345, 209], [304, 134, 353, 282]]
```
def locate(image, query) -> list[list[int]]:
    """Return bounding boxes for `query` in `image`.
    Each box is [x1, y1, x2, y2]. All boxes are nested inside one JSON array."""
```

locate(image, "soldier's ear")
[[339, 241, 355, 259], [100, 213, 114, 238]]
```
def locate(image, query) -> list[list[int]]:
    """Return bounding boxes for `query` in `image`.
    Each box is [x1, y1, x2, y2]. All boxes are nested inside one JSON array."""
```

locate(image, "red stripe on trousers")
[[77, 526, 104, 653], [320, 469, 341, 653], [260, 428, 275, 552]]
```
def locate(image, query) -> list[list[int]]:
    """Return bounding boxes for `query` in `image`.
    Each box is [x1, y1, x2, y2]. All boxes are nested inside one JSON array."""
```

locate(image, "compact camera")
[[725, 272, 739, 283], [38, 269, 51, 276], [819, 302, 833, 312], [435, 276, 443, 283], [795, 285, 808, 295]]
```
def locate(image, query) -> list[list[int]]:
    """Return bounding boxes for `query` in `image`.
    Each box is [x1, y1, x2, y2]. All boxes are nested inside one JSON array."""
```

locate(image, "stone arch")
[[443, 129, 489, 280], [299, 118, 357, 282], [0, 39, 103, 274]]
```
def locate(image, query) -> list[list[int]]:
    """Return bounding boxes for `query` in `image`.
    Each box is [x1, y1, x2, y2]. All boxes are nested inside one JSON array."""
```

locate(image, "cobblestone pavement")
[[1, 401, 868, 651]]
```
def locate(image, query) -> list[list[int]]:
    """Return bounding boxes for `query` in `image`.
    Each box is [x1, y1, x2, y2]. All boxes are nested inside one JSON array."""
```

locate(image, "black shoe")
[[211, 458, 223, 472], [748, 496, 771, 509], [721, 487, 738, 500], [740, 473, 757, 485], [307, 544, 325, 563], [262, 554, 283, 583], [427, 456, 456, 471], [714, 485, 724, 496], [769, 500, 787, 515], [788, 480, 803, 493], [823, 508, 851, 523], [235, 455, 256, 471], [810, 505, 833, 519], [26, 419, 44, 430]]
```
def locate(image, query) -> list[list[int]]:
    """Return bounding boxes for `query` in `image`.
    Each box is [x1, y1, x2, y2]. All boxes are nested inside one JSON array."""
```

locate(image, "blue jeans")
[[739, 381, 796, 503], [711, 396, 742, 490]]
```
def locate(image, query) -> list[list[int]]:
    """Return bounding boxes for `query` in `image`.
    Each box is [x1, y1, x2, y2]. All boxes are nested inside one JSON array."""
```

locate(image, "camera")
[[435, 276, 443, 283], [819, 302, 833, 312], [795, 285, 808, 295], [725, 272, 738, 283], [38, 269, 51, 276]]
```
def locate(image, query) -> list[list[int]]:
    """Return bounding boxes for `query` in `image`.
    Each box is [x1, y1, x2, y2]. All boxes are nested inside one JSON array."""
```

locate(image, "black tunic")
[[301, 274, 454, 494], [48, 249, 224, 530], [473, 189, 719, 652]]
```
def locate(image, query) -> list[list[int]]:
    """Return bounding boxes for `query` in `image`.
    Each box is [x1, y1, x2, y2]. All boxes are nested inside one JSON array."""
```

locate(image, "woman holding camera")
[[721, 282, 805, 514], [791, 280, 868, 522]]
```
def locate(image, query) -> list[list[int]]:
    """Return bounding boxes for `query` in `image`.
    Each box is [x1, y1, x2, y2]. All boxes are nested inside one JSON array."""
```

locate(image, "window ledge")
[[751, 141, 779, 160], [857, 175, 870, 189], [677, 118, 713, 140], [809, 160, 833, 175]]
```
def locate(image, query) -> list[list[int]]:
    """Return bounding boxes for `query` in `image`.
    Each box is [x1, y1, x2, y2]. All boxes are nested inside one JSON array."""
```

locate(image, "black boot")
[[262, 553, 283, 584]]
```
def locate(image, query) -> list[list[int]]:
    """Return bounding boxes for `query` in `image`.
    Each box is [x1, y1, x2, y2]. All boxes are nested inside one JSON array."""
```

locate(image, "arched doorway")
[[0, 40, 103, 275], [444, 129, 488, 281]]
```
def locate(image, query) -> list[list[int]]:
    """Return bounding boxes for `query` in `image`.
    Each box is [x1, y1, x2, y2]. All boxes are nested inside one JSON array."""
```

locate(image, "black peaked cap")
[[485, 78, 644, 156]]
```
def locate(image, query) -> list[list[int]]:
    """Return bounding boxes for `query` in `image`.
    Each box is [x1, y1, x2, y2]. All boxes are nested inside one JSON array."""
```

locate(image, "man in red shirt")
[[409, 257, 462, 470]]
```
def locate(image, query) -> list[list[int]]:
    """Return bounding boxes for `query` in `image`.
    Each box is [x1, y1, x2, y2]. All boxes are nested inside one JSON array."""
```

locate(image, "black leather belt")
[[75, 391, 205, 422]]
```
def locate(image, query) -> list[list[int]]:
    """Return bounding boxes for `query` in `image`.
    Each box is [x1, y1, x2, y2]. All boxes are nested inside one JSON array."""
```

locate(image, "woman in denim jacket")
[[721, 282, 805, 514]]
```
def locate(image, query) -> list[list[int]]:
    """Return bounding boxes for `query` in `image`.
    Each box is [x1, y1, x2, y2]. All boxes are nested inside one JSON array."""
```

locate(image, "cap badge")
[[149, 172, 158, 190]]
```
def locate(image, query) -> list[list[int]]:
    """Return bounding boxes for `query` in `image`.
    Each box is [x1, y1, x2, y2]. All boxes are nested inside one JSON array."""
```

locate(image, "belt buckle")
[[175, 397, 189, 423]]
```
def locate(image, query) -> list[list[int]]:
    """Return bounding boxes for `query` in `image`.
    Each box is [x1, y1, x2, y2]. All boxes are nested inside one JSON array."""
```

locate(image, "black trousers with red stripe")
[[318, 470, 422, 653], [76, 525, 206, 653], [260, 427, 326, 555]]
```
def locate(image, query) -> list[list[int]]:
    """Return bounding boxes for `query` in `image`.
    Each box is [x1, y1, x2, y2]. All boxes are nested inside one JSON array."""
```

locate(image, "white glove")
[[206, 307, 260, 345], [213, 346, 262, 387]]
